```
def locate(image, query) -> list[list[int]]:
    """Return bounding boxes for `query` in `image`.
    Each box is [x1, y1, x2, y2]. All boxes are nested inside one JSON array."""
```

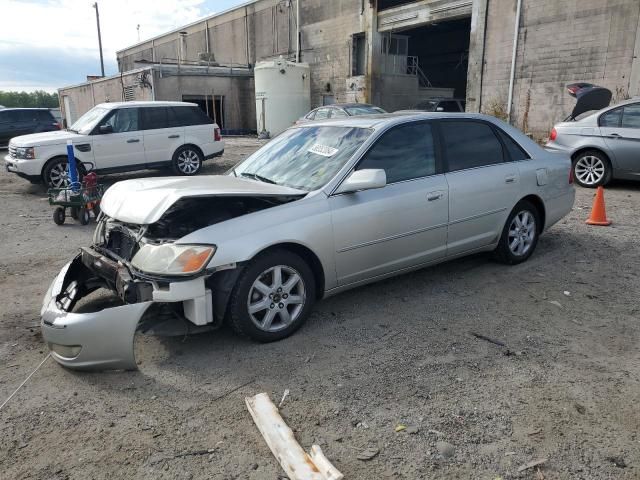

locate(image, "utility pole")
[[93, 2, 105, 77]]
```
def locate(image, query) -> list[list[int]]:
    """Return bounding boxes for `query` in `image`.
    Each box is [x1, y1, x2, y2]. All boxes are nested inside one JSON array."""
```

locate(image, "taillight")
[[214, 127, 221, 142], [549, 127, 557, 141]]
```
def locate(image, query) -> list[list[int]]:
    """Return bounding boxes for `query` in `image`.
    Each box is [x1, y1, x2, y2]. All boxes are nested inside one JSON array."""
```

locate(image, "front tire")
[[227, 249, 316, 342], [572, 150, 611, 188], [494, 200, 540, 265], [43, 157, 84, 188], [172, 146, 203, 176], [53, 207, 65, 225]]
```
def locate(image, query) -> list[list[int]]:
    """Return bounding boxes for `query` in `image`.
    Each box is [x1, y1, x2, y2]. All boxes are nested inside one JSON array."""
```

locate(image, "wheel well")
[[571, 147, 611, 166], [520, 194, 546, 233], [41, 155, 85, 182], [177, 144, 204, 160], [256, 243, 325, 299]]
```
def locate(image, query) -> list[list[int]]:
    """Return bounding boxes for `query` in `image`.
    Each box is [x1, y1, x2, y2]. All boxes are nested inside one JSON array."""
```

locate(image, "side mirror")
[[335, 169, 386, 194], [99, 124, 113, 134]]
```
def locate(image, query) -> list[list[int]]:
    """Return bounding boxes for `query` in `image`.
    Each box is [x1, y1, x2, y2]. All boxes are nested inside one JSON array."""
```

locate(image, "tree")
[[0, 91, 59, 108]]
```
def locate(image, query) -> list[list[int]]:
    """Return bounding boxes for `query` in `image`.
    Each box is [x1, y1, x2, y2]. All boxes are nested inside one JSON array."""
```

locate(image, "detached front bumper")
[[41, 249, 212, 371]]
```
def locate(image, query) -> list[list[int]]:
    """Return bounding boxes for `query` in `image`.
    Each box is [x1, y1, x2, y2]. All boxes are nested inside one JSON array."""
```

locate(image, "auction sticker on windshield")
[[308, 144, 339, 157]]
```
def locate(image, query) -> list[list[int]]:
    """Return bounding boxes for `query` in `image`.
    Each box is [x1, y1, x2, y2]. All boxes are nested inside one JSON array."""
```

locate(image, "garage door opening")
[[391, 18, 471, 99], [181, 94, 225, 129]]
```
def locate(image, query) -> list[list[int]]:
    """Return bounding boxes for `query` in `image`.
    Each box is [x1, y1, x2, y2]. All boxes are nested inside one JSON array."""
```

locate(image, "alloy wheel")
[[575, 155, 605, 186], [49, 162, 69, 188], [508, 210, 536, 257], [247, 265, 306, 332], [176, 149, 201, 174]]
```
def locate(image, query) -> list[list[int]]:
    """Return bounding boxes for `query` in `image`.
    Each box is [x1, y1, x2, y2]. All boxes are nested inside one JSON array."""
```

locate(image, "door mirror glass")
[[335, 169, 386, 194], [99, 124, 113, 134]]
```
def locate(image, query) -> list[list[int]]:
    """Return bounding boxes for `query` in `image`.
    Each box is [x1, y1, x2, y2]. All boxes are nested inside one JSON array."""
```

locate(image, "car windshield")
[[344, 106, 386, 116], [233, 125, 372, 191], [69, 106, 109, 134]]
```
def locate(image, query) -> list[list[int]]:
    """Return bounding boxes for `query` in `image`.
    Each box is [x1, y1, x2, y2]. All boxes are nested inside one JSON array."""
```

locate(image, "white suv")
[[4, 101, 224, 187]]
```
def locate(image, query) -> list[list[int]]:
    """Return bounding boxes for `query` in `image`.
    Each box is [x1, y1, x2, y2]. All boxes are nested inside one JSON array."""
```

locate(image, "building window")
[[352, 33, 366, 76]]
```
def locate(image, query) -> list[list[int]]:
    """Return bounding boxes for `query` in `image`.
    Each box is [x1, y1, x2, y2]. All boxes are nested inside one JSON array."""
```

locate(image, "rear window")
[[441, 120, 504, 172], [495, 128, 530, 161], [621, 104, 640, 129], [344, 105, 386, 116], [36, 110, 55, 122]]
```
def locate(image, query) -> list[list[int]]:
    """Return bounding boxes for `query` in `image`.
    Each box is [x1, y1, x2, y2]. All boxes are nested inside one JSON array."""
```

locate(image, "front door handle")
[[126, 138, 140, 143], [505, 175, 517, 183], [427, 191, 444, 201], [606, 133, 621, 139], [168, 134, 180, 139]]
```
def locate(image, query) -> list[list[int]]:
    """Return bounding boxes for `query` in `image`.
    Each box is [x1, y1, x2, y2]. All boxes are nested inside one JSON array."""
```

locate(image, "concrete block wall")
[[479, 0, 640, 139]]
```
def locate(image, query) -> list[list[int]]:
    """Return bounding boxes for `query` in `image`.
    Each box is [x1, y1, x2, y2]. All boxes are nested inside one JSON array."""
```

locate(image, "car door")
[[0, 110, 14, 145], [329, 121, 449, 286], [440, 119, 520, 256], [91, 107, 145, 171], [601, 103, 640, 174], [141, 106, 184, 166]]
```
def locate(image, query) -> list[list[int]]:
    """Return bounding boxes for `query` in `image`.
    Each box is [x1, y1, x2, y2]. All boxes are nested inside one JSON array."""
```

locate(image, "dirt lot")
[[0, 137, 639, 480]]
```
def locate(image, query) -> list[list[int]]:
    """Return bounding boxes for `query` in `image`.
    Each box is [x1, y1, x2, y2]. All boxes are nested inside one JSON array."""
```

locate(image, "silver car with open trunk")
[[41, 113, 575, 370]]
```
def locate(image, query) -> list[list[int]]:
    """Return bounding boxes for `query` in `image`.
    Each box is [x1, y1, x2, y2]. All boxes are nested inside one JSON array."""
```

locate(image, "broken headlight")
[[131, 244, 216, 276]]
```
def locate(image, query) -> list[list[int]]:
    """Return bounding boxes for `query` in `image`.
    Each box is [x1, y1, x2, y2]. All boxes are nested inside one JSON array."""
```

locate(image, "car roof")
[[314, 103, 378, 109], [298, 112, 502, 130], [94, 101, 198, 109], [0, 107, 54, 111]]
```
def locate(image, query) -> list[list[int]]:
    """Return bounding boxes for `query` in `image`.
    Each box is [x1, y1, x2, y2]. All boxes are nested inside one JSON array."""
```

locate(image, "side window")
[[357, 122, 437, 183], [141, 107, 168, 130], [0, 111, 6, 123], [18, 110, 38, 122], [599, 108, 622, 127], [171, 106, 212, 126], [314, 108, 330, 120], [5, 111, 20, 123], [330, 109, 348, 118], [103, 108, 139, 133], [495, 128, 530, 161], [37, 110, 54, 122], [305, 111, 316, 120], [621, 104, 640, 129], [441, 121, 504, 171]]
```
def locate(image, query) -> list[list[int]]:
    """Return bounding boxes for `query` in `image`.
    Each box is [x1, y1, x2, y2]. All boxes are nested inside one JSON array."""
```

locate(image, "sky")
[[0, 0, 248, 92]]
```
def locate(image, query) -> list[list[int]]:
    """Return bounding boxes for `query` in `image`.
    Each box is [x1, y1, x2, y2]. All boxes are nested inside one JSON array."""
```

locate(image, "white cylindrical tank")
[[255, 56, 310, 137]]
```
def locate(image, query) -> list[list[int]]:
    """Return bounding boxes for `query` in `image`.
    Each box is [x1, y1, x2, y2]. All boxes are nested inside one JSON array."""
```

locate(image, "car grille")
[[105, 227, 139, 261], [8, 144, 16, 158]]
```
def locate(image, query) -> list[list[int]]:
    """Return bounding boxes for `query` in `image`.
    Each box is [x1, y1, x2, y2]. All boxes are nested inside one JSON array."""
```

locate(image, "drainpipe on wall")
[[296, 0, 300, 62], [506, 0, 522, 124]]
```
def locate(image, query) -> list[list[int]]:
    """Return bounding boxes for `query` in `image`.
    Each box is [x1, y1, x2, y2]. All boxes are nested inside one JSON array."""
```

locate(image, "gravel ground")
[[0, 137, 639, 479]]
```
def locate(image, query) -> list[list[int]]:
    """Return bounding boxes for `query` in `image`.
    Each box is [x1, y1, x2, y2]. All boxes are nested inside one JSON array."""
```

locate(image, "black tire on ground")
[[53, 207, 65, 225], [226, 249, 316, 342], [172, 146, 203, 176], [78, 207, 90, 225], [42, 157, 85, 188], [494, 200, 541, 265], [572, 150, 612, 188]]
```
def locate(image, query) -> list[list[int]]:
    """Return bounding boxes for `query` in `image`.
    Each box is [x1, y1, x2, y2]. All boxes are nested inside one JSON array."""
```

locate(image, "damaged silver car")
[[41, 114, 575, 370]]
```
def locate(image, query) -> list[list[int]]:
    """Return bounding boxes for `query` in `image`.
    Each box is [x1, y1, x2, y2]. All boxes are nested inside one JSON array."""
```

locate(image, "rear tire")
[[572, 150, 611, 188], [53, 207, 65, 225], [226, 249, 316, 342], [172, 146, 203, 176], [494, 200, 540, 265]]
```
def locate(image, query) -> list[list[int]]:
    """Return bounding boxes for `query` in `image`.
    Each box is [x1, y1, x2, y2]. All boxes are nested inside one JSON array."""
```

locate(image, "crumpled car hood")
[[100, 175, 306, 224]]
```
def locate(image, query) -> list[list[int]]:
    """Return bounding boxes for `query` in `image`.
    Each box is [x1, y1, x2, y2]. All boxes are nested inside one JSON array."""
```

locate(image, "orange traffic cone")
[[586, 186, 611, 226]]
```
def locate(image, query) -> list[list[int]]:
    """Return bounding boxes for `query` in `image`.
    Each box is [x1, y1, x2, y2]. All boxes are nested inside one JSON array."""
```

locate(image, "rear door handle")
[[606, 133, 621, 139], [168, 134, 180, 139], [427, 191, 444, 201], [505, 175, 517, 183], [126, 138, 140, 143]]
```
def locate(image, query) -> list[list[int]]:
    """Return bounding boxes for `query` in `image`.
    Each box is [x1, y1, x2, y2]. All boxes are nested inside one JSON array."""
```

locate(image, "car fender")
[[176, 193, 338, 291]]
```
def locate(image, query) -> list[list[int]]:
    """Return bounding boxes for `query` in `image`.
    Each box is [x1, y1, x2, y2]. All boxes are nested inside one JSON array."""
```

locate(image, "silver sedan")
[[41, 113, 575, 370], [546, 98, 640, 187]]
